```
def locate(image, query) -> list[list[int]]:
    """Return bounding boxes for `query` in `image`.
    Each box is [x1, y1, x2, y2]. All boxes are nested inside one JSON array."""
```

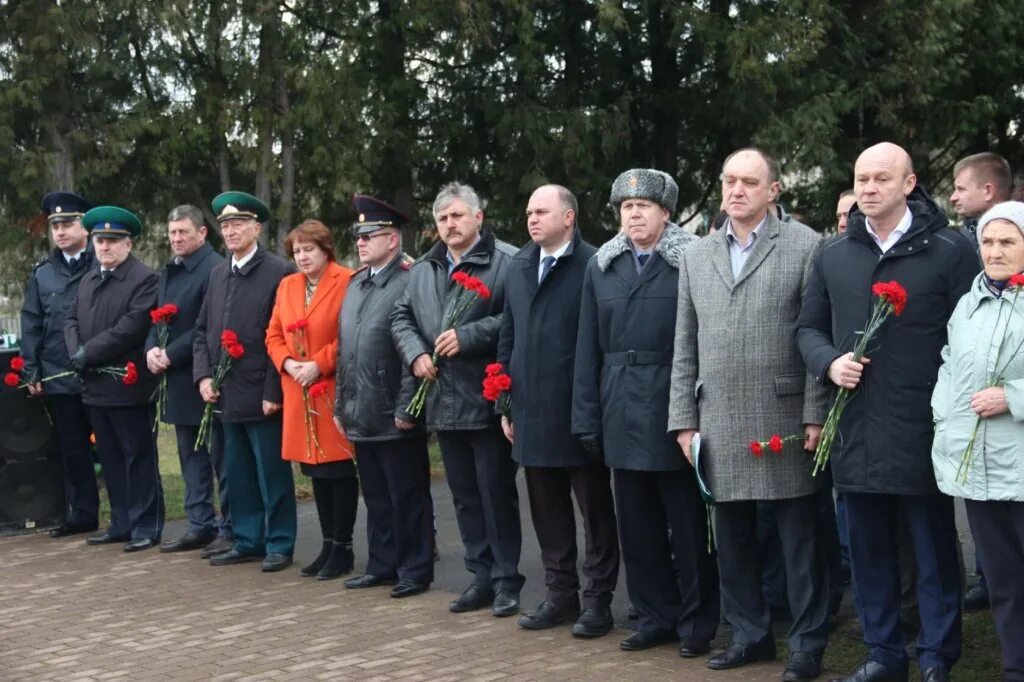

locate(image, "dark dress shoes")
[[517, 600, 580, 630], [199, 536, 233, 559], [209, 549, 261, 566], [492, 589, 520, 617], [706, 638, 777, 670], [783, 651, 823, 681], [449, 584, 495, 613], [344, 574, 398, 589], [261, 553, 292, 572], [86, 530, 130, 545], [921, 667, 949, 682], [123, 538, 158, 553], [390, 579, 430, 598], [963, 582, 989, 610], [619, 628, 678, 652], [571, 605, 614, 639], [50, 521, 98, 538], [679, 638, 712, 658], [827, 659, 908, 682], [160, 531, 215, 553]]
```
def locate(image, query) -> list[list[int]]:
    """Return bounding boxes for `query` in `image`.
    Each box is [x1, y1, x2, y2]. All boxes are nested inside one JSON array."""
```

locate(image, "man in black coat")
[[20, 192, 100, 537], [146, 205, 231, 554], [390, 182, 523, 616], [194, 191, 296, 572], [336, 195, 433, 598], [572, 169, 719, 657], [797, 143, 978, 682], [65, 205, 164, 551], [496, 184, 619, 638]]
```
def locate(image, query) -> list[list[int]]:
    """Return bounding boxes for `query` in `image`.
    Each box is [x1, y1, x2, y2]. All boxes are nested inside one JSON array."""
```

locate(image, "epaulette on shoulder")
[[31, 257, 49, 273], [401, 253, 416, 269]]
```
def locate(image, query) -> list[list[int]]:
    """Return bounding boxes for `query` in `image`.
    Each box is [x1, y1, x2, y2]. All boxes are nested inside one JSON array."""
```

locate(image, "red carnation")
[[4, 372, 19, 387], [749, 441, 764, 458], [150, 308, 164, 324], [122, 361, 138, 386], [10, 356, 25, 371], [286, 319, 310, 333], [220, 329, 240, 348], [163, 303, 179, 317], [871, 280, 907, 316], [1009, 274, 1024, 289], [492, 374, 511, 391], [768, 434, 784, 454], [452, 271, 469, 285], [225, 342, 245, 360], [308, 378, 329, 399], [485, 363, 503, 377], [483, 385, 501, 401]]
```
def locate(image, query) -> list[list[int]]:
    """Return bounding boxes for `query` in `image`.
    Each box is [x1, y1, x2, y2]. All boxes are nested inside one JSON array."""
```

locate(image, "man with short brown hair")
[[950, 152, 1012, 246]]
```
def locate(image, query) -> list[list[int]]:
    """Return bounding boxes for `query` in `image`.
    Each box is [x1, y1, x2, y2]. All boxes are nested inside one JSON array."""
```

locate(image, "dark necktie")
[[637, 253, 650, 268], [539, 256, 556, 283], [232, 265, 241, 276], [68, 257, 79, 271], [100, 269, 111, 282]]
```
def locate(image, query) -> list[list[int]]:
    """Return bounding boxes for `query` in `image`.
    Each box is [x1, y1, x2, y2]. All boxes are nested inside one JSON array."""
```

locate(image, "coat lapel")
[[631, 252, 668, 295], [709, 230, 736, 290], [732, 213, 780, 289]]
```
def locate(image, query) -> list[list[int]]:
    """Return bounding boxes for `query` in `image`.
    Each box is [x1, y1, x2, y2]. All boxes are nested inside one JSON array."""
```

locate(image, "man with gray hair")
[[391, 182, 523, 616], [146, 205, 231, 555]]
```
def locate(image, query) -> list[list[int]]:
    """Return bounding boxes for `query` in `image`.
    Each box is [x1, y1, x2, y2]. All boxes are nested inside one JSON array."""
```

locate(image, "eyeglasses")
[[352, 232, 391, 243]]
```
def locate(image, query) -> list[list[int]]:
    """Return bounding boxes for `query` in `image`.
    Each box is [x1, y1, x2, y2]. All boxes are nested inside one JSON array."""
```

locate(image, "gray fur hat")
[[609, 168, 679, 214], [977, 201, 1024, 246]]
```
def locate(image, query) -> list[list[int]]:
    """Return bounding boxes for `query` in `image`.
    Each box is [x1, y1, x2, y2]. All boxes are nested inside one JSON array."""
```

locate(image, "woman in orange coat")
[[266, 220, 355, 580]]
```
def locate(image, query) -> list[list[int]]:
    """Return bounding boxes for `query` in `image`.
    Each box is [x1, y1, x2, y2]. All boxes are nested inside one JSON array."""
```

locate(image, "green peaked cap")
[[82, 205, 142, 238], [212, 191, 271, 223]]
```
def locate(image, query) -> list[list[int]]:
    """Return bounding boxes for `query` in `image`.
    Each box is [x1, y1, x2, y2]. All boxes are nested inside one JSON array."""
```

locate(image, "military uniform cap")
[[609, 168, 679, 214], [41, 191, 93, 224], [82, 205, 142, 239], [212, 191, 271, 223], [352, 194, 411, 235]]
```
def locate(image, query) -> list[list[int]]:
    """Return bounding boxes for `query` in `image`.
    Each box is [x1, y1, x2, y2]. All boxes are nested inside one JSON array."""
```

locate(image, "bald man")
[[797, 143, 978, 682]]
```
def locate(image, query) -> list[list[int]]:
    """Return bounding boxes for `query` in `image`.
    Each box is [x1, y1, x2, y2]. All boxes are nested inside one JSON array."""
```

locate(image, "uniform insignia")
[[628, 175, 639, 188], [358, 213, 365, 222], [55, 206, 62, 213], [104, 222, 111, 229], [400, 261, 411, 270]]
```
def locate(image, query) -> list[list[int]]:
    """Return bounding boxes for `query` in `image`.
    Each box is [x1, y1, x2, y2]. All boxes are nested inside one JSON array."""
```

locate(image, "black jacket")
[[496, 229, 597, 467], [796, 186, 979, 495], [20, 248, 95, 394], [65, 254, 159, 407], [572, 225, 696, 472], [336, 252, 421, 441], [145, 243, 224, 425], [390, 229, 516, 431], [193, 247, 295, 423]]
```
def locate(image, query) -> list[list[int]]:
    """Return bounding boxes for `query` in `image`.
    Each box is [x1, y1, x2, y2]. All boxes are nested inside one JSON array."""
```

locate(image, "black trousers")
[[964, 499, 1024, 681], [44, 394, 99, 526], [614, 468, 719, 642], [311, 477, 358, 545], [437, 428, 524, 591], [524, 463, 619, 608], [355, 438, 433, 583], [716, 494, 831, 655], [845, 492, 961, 673], [89, 404, 164, 541]]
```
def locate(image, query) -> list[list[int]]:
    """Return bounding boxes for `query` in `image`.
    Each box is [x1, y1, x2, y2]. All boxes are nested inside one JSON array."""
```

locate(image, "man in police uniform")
[[337, 195, 434, 598], [65, 205, 164, 551], [147, 205, 231, 554], [20, 192, 100, 538], [194, 191, 296, 572]]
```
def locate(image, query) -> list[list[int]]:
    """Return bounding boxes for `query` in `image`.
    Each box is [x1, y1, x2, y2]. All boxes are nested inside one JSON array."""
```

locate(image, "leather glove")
[[578, 433, 604, 461], [70, 346, 87, 372]]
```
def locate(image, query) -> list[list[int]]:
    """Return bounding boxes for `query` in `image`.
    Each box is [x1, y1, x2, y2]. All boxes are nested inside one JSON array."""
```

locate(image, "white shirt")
[[231, 244, 258, 271], [63, 247, 86, 265], [725, 215, 767, 278], [538, 240, 571, 282], [865, 208, 912, 254]]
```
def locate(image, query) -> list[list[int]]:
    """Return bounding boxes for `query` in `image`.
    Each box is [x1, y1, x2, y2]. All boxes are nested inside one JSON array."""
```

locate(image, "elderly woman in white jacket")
[[931, 201, 1024, 681]]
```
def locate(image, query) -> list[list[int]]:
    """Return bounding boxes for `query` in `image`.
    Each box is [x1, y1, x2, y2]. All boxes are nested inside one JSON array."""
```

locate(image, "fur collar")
[[594, 222, 697, 272]]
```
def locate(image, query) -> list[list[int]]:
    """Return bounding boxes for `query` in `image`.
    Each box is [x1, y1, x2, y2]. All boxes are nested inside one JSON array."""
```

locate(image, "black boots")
[[316, 540, 354, 580], [299, 540, 332, 577]]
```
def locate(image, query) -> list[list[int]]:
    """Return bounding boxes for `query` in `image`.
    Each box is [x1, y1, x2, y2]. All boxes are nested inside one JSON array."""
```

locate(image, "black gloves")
[[578, 433, 604, 460], [70, 346, 86, 372]]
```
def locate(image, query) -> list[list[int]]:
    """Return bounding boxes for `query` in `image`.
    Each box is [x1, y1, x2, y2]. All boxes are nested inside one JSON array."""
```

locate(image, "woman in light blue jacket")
[[932, 201, 1024, 681]]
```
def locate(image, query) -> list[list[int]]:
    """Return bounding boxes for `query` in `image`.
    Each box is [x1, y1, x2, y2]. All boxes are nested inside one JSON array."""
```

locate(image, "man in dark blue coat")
[[496, 184, 619, 638], [194, 191, 296, 572], [65, 205, 164, 551], [20, 191, 100, 537], [572, 169, 719, 657], [797, 143, 978, 682], [146, 205, 231, 554]]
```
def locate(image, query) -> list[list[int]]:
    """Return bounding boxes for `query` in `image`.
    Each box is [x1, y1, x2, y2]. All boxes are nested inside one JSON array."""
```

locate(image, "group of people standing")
[[16, 141, 1024, 682]]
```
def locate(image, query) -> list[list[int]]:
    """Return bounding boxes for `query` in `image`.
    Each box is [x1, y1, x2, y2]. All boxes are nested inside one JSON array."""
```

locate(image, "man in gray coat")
[[669, 148, 830, 681]]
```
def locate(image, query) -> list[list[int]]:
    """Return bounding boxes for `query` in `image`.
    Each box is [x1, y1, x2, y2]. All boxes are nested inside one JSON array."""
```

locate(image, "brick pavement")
[[0, 530, 785, 681]]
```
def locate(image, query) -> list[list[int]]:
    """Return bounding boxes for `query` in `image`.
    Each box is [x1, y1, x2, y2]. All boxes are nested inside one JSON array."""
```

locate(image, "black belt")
[[603, 350, 673, 366]]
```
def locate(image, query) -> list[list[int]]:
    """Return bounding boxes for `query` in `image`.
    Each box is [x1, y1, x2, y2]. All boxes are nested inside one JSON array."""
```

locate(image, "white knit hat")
[[977, 201, 1024, 246]]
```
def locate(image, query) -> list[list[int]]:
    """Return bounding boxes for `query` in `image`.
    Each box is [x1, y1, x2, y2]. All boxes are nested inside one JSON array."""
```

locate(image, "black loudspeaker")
[[0, 348, 65, 534]]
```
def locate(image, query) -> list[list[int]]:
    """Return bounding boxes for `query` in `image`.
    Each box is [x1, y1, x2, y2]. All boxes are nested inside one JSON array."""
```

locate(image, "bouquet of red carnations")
[[150, 303, 178, 430], [482, 363, 512, 419], [195, 330, 244, 450]]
